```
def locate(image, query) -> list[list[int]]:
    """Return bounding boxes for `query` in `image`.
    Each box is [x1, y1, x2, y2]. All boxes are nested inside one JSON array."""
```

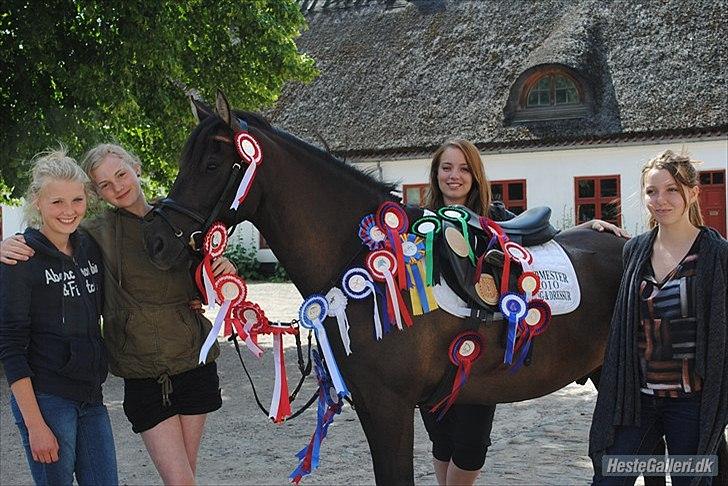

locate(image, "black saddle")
[[458, 205, 559, 246]]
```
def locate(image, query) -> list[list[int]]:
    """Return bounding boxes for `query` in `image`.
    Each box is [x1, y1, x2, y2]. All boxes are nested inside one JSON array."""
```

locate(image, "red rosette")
[[521, 298, 552, 336], [375, 201, 408, 234], [518, 271, 541, 295], [234, 131, 262, 165], [215, 274, 247, 306], [203, 222, 228, 258], [235, 302, 268, 334], [504, 241, 533, 265], [366, 249, 397, 282]]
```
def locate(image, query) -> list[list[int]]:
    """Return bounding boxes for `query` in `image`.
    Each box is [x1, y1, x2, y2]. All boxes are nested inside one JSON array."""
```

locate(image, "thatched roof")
[[269, 0, 727, 159]]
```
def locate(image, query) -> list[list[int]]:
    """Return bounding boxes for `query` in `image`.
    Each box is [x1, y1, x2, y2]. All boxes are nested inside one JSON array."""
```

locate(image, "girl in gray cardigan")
[[589, 150, 728, 486]]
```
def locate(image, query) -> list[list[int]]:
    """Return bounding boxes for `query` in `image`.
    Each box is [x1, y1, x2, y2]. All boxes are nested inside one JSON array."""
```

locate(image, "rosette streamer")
[[412, 216, 441, 286], [366, 250, 413, 330], [342, 268, 385, 340], [198, 274, 247, 363], [290, 350, 343, 485], [376, 202, 409, 289], [430, 332, 483, 419], [326, 287, 352, 355], [401, 233, 437, 315], [236, 303, 265, 358], [194, 222, 229, 309], [230, 130, 263, 210], [266, 321, 299, 423], [299, 296, 349, 397]]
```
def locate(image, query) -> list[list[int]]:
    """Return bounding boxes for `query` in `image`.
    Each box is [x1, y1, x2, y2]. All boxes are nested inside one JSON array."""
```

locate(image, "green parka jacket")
[[83, 208, 219, 379]]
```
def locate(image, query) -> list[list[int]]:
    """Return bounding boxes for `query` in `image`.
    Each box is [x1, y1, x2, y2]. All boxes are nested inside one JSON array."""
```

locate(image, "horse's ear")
[[215, 91, 240, 130], [190, 96, 213, 124]]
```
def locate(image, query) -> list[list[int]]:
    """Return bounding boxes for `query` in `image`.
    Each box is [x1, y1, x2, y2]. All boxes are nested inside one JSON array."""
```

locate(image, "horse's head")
[[143, 91, 265, 270]]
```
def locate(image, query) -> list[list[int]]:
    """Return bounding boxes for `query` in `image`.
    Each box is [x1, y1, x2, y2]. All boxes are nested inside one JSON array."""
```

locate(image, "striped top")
[[638, 231, 703, 397]]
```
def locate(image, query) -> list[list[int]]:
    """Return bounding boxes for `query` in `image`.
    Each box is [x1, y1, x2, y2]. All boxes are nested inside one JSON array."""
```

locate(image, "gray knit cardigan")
[[589, 227, 728, 482]]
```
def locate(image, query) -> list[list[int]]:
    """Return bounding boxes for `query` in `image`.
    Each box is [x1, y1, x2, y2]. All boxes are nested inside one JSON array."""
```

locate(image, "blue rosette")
[[499, 292, 528, 365], [342, 267, 385, 340], [299, 295, 349, 397]]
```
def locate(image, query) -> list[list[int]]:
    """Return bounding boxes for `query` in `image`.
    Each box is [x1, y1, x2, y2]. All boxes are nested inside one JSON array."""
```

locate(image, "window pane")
[[492, 183, 504, 201], [405, 187, 421, 205], [509, 206, 525, 215], [527, 76, 552, 106], [578, 179, 595, 198], [601, 203, 619, 223], [714, 172, 725, 184], [539, 91, 550, 105], [555, 89, 567, 104], [537, 77, 550, 90], [700, 173, 711, 185], [527, 91, 539, 106], [508, 182, 524, 200], [600, 178, 618, 197], [578, 204, 595, 223], [554, 75, 578, 105]]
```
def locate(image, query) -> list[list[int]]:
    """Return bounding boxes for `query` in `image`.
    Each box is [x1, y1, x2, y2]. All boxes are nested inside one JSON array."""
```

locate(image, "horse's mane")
[[238, 110, 399, 197]]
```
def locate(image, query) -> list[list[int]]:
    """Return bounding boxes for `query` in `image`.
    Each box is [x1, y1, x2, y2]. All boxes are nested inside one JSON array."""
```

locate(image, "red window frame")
[[574, 175, 621, 226], [490, 179, 527, 215], [403, 183, 429, 207]]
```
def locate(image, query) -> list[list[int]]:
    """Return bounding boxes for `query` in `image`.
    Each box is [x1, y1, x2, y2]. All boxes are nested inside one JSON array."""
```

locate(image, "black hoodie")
[[0, 228, 107, 403]]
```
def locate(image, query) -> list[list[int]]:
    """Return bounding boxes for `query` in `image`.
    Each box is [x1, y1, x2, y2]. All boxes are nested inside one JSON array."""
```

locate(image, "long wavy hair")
[[424, 139, 491, 216]]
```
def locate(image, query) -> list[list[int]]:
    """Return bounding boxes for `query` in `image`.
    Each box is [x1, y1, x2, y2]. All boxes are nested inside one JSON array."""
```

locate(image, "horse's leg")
[[353, 386, 416, 486]]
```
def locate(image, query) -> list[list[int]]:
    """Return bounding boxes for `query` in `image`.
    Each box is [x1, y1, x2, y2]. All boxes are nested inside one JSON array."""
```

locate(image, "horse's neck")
[[250, 154, 386, 296]]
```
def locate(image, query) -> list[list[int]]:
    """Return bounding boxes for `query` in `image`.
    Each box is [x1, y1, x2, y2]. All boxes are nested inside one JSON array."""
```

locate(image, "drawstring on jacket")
[[157, 373, 173, 408]]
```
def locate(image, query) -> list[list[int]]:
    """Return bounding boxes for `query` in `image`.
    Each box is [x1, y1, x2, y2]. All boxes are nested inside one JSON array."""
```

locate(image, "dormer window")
[[504, 64, 592, 123]]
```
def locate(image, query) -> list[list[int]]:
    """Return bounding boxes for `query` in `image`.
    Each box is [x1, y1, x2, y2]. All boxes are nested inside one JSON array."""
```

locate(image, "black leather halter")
[[148, 158, 244, 251]]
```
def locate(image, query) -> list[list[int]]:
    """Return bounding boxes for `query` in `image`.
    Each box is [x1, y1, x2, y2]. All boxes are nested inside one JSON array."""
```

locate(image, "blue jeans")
[[10, 392, 118, 486], [593, 393, 709, 486]]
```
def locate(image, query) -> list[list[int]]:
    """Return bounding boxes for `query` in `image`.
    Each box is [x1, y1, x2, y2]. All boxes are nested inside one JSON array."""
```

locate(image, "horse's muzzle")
[[142, 218, 192, 270]]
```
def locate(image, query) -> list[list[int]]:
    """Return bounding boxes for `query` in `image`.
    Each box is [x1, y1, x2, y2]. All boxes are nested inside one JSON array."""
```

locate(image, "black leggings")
[[420, 404, 496, 471]]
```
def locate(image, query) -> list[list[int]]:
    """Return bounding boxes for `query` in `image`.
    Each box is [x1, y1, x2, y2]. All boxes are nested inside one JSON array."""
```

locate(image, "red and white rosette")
[[366, 249, 412, 330], [198, 274, 247, 364], [230, 131, 263, 210], [518, 271, 541, 301], [235, 302, 266, 358], [195, 222, 229, 309], [375, 202, 409, 290], [326, 287, 352, 356]]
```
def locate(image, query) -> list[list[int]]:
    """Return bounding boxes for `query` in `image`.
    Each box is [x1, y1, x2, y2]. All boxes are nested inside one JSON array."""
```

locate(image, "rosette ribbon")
[[366, 250, 413, 330], [290, 350, 343, 485], [266, 320, 299, 423], [342, 267, 385, 340], [326, 287, 352, 355], [235, 302, 265, 358], [376, 202, 409, 289], [401, 233, 437, 315], [299, 295, 349, 397], [412, 216, 441, 286], [511, 298, 552, 372], [499, 293, 528, 365], [194, 222, 229, 309], [438, 206, 475, 265], [430, 332, 483, 419], [230, 129, 263, 210], [358, 214, 386, 250], [198, 274, 247, 364]]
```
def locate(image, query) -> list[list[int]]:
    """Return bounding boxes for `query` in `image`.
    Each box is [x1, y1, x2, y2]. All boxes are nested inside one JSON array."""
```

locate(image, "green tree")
[[0, 0, 317, 202]]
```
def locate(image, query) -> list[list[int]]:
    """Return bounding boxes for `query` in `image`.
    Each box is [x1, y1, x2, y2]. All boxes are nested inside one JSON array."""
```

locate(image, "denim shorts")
[[10, 392, 118, 486]]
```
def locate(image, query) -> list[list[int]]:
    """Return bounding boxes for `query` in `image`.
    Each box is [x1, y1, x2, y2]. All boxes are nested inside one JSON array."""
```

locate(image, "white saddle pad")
[[434, 240, 580, 318]]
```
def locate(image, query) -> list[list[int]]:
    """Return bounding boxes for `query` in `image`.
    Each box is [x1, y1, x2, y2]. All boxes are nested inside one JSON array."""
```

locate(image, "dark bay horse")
[[142, 93, 626, 484]]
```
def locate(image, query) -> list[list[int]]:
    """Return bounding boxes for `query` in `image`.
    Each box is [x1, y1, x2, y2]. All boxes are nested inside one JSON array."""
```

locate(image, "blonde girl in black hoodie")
[[0, 149, 117, 485]]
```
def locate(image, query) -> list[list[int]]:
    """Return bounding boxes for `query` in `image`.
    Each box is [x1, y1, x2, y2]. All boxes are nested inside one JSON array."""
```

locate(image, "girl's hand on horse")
[[212, 256, 237, 277], [0, 234, 34, 265], [589, 219, 631, 238], [28, 421, 59, 464]]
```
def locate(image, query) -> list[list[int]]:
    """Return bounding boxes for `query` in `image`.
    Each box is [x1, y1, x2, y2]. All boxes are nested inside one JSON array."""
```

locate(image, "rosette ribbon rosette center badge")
[[194, 222, 228, 309], [198, 274, 247, 364], [430, 331, 483, 419], [326, 287, 352, 356], [366, 249, 413, 330], [342, 267, 384, 340], [299, 295, 349, 398], [438, 206, 475, 265], [230, 129, 263, 210], [375, 202, 409, 290], [401, 233, 438, 315]]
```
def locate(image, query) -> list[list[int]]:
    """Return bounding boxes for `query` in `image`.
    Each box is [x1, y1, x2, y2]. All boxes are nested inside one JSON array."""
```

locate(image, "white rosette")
[[342, 267, 383, 340], [326, 287, 352, 356]]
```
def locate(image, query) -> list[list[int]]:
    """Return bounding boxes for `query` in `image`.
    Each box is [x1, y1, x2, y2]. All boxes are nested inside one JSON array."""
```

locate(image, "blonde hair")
[[641, 149, 704, 229], [425, 139, 492, 216], [80, 143, 141, 180], [22, 148, 91, 228]]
